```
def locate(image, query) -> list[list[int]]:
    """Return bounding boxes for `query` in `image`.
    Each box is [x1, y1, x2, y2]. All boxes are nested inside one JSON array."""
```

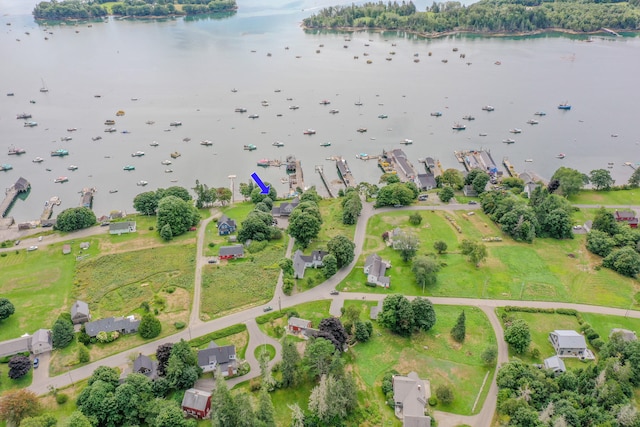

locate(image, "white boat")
[[131, 151, 145, 157], [67, 165, 78, 171], [525, 159, 533, 162], [503, 138, 515, 144], [556, 153, 566, 159], [161, 160, 172, 165], [400, 139, 413, 145], [200, 140, 213, 146], [165, 169, 173, 173], [150, 141, 159, 147], [329, 109, 339, 114], [273, 141, 285, 147], [509, 128, 522, 134], [169, 121, 182, 126], [32, 157, 44, 163], [482, 105, 495, 111], [54, 176, 68, 183], [527, 119, 539, 125], [137, 180, 148, 186]]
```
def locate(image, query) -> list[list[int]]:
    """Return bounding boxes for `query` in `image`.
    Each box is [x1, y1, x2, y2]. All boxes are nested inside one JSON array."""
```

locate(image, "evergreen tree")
[[255, 388, 276, 427], [450, 310, 466, 343]]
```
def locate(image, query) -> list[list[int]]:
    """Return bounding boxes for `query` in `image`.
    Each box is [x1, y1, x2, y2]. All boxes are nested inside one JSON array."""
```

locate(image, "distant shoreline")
[[301, 25, 636, 39], [34, 8, 237, 22]]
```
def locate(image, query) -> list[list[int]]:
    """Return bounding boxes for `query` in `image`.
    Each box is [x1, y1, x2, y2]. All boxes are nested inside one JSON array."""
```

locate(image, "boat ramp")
[[380, 149, 417, 182], [335, 157, 357, 189], [41, 196, 61, 221], [315, 165, 335, 198], [0, 177, 30, 218]]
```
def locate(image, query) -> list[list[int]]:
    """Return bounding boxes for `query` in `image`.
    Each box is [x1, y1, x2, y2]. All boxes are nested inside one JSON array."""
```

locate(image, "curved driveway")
[[26, 200, 640, 427]]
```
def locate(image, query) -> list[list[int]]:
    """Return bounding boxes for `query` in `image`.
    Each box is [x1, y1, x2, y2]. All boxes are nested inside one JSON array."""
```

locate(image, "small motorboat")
[[109, 189, 118, 193], [165, 169, 173, 173], [288, 106, 299, 110], [558, 102, 571, 110], [243, 144, 257, 151], [67, 127, 77, 132], [104, 127, 116, 133], [329, 109, 340, 114], [170, 152, 181, 159], [92, 136, 102, 141], [235, 108, 247, 113], [319, 100, 331, 105], [200, 140, 213, 146], [431, 112, 442, 117], [67, 165, 78, 171], [452, 123, 466, 130], [534, 111, 546, 116], [32, 157, 44, 163], [161, 160, 172, 165], [137, 180, 148, 186], [482, 106, 495, 112], [556, 153, 566, 159], [248, 114, 259, 119], [400, 139, 413, 145], [378, 114, 388, 119], [479, 133, 488, 137], [320, 142, 331, 147], [273, 141, 285, 147], [509, 128, 522, 134], [169, 121, 182, 126], [502, 139, 515, 144], [116, 110, 125, 116], [526, 119, 539, 125], [123, 165, 135, 171], [525, 159, 533, 162], [54, 176, 68, 183], [131, 151, 145, 157], [356, 128, 367, 133], [150, 141, 159, 147], [105, 120, 116, 125], [61, 136, 72, 142], [17, 113, 32, 119], [303, 129, 316, 135], [462, 115, 475, 121], [146, 120, 155, 125]]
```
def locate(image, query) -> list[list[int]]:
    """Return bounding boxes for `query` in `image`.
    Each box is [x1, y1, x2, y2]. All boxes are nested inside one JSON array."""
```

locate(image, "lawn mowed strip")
[[200, 241, 286, 319], [341, 211, 639, 308], [568, 189, 640, 206]]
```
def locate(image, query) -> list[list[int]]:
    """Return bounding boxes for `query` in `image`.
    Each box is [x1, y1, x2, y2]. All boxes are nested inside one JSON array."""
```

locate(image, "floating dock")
[[381, 149, 417, 182], [315, 165, 335, 198], [41, 196, 61, 221], [0, 177, 30, 218], [502, 157, 517, 177], [257, 159, 282, 168], [80, 187, 96, 208], [335, 157, 357, 188]]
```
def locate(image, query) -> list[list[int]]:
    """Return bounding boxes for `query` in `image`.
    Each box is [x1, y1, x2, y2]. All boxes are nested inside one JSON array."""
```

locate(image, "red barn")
[[182, 388, 211, 419], [288, 317, 312, 334], [218, 244, 244, 260], [615, 210, 639, 228]]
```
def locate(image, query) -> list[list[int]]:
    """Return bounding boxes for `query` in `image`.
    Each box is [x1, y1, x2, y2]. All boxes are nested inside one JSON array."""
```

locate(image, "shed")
[[288, 317, 312, 333], [610, 328, 637, 342], [182, 388, 212, 419], [30, 329, 52, 354], [62, 244, 71, 255], [70, 300, 90, 324], [543, 355, 566, 374]]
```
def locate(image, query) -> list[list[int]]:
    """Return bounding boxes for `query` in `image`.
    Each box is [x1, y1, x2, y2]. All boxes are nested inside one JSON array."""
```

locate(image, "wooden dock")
[[454, 149, 499, 174], [381, 149, 417, 182], [503, 157, 517, 177], [287, 157, 305, 192], [80, 187, 96, 208], [41, 196, 61, 221], [1, 177, 30, 218], [315, 165, 335, 198], [335, 157, 357, 188]]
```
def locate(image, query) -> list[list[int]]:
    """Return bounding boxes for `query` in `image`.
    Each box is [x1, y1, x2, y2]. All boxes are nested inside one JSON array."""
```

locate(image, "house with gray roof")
[[0, 335, 31, 358], [272, 197, 299, 216], [293, 249, 328, 279], [109, 221, 136, 235], [70, 300, 90, 325], [524, 182, 540, 199], [85, 316, 140, 337], [393, 372, 431, 427], [30, 329, 52, 355], [219, 245, 244, 260], [197, 342, 237, 376], [610, 328, 637, 342], [549, 330, 592, 358], [217, 215, 237, 236], [133, 354, 157, 379], [288, 317, 312, 334], [364, 253, 391, 288], [543, 355, 566, 374], [415, 173, 436, 191], [462, 185, 478, 197], [182, 388, 212, 420]]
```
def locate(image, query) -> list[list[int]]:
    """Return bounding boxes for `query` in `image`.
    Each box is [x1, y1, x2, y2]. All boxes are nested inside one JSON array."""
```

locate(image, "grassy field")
[[340, 210, 640, 309], [203, 202, 256, 256], [568, 189, 640, 206], [254, 344, 276, 362], [0, 242, 82, 340], [304, 198, 357, 252], [348, 302, 496, 416], [580, 312, 640, 342], [200, 241, 287, 320], [0, 365, 32, 393]]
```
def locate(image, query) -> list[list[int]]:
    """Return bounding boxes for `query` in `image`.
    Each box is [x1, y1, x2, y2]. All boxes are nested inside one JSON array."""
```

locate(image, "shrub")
[[530, 347, 540, 359], [148, 226, 154, 231], [585, 328, 599, 340], [174, 321, 186, 329], [579, 323, 592, 333], [55, 393, 69, 404], [208, 242, 215, 248], [555, 308, 578, 316], [247, 240, 268, 253], [435, 385, 453, 405], [164, 286, 176, 294], [428, 397, 438, 406], [139, 314, 162, 339], [591, 337, 604, 350], [250, 377, 262, 391], [78, 343, 90, 363], [0, 253, 6, 258]]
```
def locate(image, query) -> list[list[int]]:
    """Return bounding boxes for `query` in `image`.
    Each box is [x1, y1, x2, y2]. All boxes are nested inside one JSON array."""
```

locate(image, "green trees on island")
[[302, 0, 640, 34], [33, 0, 237, 20]]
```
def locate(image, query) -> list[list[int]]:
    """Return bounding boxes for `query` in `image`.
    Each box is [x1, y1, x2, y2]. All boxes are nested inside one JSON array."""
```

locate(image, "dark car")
[[468, 201, 478, 205], [263, 306, 273, 312], [33, 358, 39, 369], [208, 258, 218, 264], [14, 240, 20, 246], [418, 195, 429, 201], [330, 290, 339, 295]]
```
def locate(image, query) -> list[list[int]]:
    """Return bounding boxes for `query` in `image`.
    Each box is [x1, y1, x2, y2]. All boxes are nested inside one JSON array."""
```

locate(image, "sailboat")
[[39, 78, 48, 93]]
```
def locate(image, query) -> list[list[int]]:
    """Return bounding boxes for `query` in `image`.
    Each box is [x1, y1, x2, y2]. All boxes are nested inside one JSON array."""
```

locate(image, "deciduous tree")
[[63, 411, 92, 427], [434, 240, 448, 254], [133, 191, 159, 215], [436, 384, 454, 405], [0, 389, 40, 427], [20, 414, 57, 427], [551, 167, 585, 197], [590, 169, 615, 190], [439, 186, 455, 202], [0, 298, 15, 321], [321, 253, 337, 278], [156, 195, 200, 239], [155, 343, 173, 377], [504, 319, 531, 354], [411, 256, 440, 291], [288, 211, 321, 248], [411, 297, 436, 332], [603, 247, 640, 278], [304, 337, 336, 378], [395, 232, 420, 262], [54, 207, 96, 232], [8, 355, 31, 379], [379, 294, 414, 337], [327, 235, 355, 268]]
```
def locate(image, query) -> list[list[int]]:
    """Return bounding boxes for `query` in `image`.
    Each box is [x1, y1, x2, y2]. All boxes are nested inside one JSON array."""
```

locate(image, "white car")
[[27, 246, 38, 251]]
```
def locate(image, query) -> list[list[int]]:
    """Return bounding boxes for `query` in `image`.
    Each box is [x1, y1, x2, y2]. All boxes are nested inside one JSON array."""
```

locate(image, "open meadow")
[[340, 210, 640, 308]]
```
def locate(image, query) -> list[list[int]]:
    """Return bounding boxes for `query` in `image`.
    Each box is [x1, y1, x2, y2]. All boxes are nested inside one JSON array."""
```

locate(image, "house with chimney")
[[393, 372, 431, 427], [364, 253, 391, 288], [70, 300, 90, 325], [197, 342, 237, 376], [182, 388, 212, 419], [293, 249, 328, 279]]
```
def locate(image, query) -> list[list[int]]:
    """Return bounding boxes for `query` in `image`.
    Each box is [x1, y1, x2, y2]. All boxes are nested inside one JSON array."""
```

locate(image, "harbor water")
[[1, 0, 640, 222]]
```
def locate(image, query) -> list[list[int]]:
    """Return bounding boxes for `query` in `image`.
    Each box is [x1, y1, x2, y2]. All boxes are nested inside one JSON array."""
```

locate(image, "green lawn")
[[580, 312, 640, 342], [254, 344, 276, 362], [349, 302, 496, 416], [200, 241, 287, 320], [203, 202, 256, 256], [568, 189, 640, 206], [340, 211, 640, 309], [0, 243, 78, 340], [304, 198, 357, 253], [0, 365, 32, 393], [258, 300, 332, 339]]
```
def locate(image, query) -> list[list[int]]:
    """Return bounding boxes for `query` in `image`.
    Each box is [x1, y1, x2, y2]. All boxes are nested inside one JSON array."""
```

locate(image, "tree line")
[[33, 0, 237, 20], [302, 0, 640, 34]]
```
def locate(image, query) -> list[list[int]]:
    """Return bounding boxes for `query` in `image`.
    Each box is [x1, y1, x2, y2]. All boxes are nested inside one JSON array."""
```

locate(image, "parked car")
[[100, 222, 110, 227], [393, 204, 403, 208], [468, 201, 478, 205], [14, 240, 20, 246], [263, 306, 273, 312], [38, 236, 43, 242], [330, 290, 339, 295], [33, 358, 39, 369], [27, 246, 38, 251], [208, 258, 218, 264], [189, 227, 197, 231], [418, 194, 429, 201]]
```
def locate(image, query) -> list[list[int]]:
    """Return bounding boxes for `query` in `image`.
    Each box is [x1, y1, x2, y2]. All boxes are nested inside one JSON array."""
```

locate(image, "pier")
[[1, 177, 30, 218], [41, 196, 61, 221], [335, 157, 357, 188], [286, 155, 305, 193], [455, 149, 499, 176], [502, 157, 517, 177], [381, 149, 417, 182], [80, 187, 96, 208], [315, 165, 335, 198]]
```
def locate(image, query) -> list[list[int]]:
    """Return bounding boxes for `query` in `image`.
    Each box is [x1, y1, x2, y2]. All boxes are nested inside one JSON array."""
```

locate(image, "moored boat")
[[502, 138, 515, 144], [289, 106, 299, 110], [525, 159, 533, 162], [67, 165, 78, 171], [17, 113, 32, 119], [92, 136, 102, 141], [137, 180, 148, 186], [329, 109, 339, 114], [462, 115, 475, 121], [257, 159, 270, 167], [123, 165, 135, 171], [67, 127, 77, 132], [482, 105, 495, 111], [51, 149, 69, 157], [235, 107, 247, 113], [161, 160, 172, 165], [526, 119, 539, 125], [169, 121, 182, 126], [400, 139, 413, 145], [170, 152, 181, 159], [273, 141, 285, 147], [303, 129, 316, 135], [0, 164, 13, 171], [104, 127, 116, 133], [452, 123, 466, 130], [200, 140, 213, 146], [116, 110, 125, 116], [319, 100, 331, 105], [8, 147, 26, 155], [378, 114, 388, 119], [32, 157, 44, 163], [61, 136, 72, 141], [24, 121, 38, 127], [131, 151, 145, 157], [320, 142, 331, 147], [356, 128, 367, 133], [509, 128, 522, 134], [244, 144, 257, 151], [534, 111, 546, 116], [431, 112, 442, 117], [556, 153, 566, 159], [558, 102, 571, 110], [54, 176, 68, 183], [248, 114, 259, 119], [150, 141, 159, 147], [109, 189, 118, 193]]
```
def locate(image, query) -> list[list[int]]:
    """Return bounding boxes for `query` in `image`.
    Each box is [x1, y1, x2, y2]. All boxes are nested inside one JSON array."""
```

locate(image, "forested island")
[[33, 0, 237, 20], [302, 0, 640, 35]]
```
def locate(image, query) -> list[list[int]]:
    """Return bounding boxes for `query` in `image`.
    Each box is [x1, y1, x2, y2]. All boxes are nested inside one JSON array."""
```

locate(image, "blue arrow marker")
[[251, 172, 270, 194]]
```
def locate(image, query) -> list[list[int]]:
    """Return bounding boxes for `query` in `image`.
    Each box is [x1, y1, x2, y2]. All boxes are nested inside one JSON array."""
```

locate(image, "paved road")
[[24, 200, 640, 425]]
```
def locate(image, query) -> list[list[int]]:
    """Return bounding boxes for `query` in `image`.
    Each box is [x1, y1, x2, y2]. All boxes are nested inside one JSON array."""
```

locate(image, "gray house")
[[0, 336, 31, 358], [549, 330, 590, 358], [272, 197, 299, 217], [543, 355, 566, 374], [415, 173, 437, 191], [109, 221, 137, 235], [133, 354, 157, 379], [610, 328, 638, 342], [85, 316, 140, 338], [30, 329, 52, 355], [393, 372, 431, 427], [462, 185, 478, 197], [197, 342, 237, 376], [219, 245, 244, 260], [217, 215, 237, 236], [293, 249, 328, 279], [71, 300, 90, 325], [364, 253, 391, 287]]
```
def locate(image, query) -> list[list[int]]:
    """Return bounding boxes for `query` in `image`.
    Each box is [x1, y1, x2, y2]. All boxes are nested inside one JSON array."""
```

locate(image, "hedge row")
[[503, 306, 578, 316], [256, 310, 287, 325], [189, 323, 247, 348]]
